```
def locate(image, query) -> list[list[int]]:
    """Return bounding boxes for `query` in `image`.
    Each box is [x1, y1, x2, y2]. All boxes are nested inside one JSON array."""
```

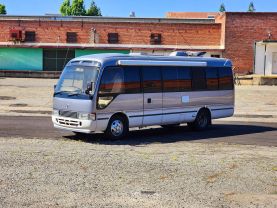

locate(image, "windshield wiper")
[[67, 92, 82, 97], [54, 91, 74, 96]]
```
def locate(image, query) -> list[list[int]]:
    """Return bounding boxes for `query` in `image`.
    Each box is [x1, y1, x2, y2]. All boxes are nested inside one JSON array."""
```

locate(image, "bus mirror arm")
[[85, 82, 95, 95]]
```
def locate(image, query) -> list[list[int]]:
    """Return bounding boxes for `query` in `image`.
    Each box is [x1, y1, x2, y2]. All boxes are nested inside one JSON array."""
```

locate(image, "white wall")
[[255, 42, 277, 75], [255, 42, 265, 75]]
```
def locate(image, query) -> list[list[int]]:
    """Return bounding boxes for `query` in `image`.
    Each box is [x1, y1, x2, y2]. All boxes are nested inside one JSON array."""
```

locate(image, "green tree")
[[219, 3, 226, 12], [60, 0, 71, 16], [0, 4, 7, 14], [248, 1, 255, 12], [86, 0, 101, 16], [71, 0, 86, 16]]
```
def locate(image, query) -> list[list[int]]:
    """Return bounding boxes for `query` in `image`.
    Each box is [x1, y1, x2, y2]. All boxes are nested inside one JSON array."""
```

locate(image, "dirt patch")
[[9, 103, 28, 107], [0, 96, 16, 100], [9, 110, 51, 115]]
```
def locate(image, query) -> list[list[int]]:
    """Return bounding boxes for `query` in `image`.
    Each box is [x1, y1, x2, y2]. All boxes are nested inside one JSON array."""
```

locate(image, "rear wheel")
[[188, 109, 211, 131], [105, 115, 128, 139]]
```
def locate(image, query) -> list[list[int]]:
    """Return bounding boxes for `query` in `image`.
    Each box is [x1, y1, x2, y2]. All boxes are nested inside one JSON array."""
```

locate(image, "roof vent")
[[129, 52, 148, 56], [169, 51, 206, 57]]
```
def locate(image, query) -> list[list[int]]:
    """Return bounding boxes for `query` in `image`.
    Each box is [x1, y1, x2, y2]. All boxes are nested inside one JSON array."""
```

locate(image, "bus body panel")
[[52, 53, 235, 134]]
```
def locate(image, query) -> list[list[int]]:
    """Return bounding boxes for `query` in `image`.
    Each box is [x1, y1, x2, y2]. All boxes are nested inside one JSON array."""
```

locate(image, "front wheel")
[[188, 109, 211, 131], [105, 115, 128, 139]]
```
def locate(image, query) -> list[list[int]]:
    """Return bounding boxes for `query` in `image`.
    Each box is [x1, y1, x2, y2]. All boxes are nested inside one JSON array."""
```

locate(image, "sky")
[[0, 0, 276, 17]]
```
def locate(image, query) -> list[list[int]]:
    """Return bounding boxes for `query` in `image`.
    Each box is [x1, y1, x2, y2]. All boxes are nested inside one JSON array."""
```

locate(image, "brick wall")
[[0, 20, 221, 47], [224, 12, 277, 73]]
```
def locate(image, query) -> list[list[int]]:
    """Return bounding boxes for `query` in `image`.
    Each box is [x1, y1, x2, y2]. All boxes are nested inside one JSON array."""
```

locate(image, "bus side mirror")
[[54, 84, 57, 90], [85, 82, 95, 95]]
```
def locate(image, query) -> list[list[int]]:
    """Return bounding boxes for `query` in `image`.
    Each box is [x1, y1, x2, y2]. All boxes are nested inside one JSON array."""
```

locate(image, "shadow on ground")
[[64, 122, 277, 146]]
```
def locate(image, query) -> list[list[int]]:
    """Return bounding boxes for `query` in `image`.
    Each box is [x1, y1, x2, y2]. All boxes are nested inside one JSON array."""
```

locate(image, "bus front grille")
[[56, 118, 81, 127], [59, 110, 78, 119]]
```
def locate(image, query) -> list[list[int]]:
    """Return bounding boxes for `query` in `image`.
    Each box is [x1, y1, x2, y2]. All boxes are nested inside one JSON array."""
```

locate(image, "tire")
[[105, 115, 128, 140], [188, 109, 211, 131], [161, 124, 180, 129]]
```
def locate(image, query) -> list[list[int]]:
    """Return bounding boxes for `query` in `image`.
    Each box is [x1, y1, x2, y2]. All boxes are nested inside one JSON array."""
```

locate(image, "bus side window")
[[142, 66, 162, 93], [122, 66, 141, 94], [178, 67, 192, 91], [218, 67, 234, 90], [98, 67, 124, 109], [191, 67, 206, 90], [162, 67, 179, 92], [206, 68, 219, 90], [99, 67, 124, 94]]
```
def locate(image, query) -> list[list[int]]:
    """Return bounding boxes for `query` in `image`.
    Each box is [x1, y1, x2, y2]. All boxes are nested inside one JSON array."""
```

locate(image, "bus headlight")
[[77, 113, 96, 120], [78, 113, 89, 120], [52, 110, 59, 116]]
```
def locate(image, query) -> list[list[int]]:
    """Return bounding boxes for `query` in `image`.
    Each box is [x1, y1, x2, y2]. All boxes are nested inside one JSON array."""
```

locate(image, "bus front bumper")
[[52, 115, 96, 134]]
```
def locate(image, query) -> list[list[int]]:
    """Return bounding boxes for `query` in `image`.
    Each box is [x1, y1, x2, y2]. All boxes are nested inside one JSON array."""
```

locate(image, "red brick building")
[[0, 12, 276, 74]]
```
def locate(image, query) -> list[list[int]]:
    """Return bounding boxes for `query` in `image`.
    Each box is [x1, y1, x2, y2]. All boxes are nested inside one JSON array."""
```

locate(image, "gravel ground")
[[0, 137, 276, 208]]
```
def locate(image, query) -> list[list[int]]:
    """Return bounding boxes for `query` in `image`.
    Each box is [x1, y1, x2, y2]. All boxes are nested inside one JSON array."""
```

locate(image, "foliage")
[[60, 0, 71, 16], [86, 0, 101, 16], [0, 4, 7, 14], [248, 1, 256, 12], [71, 0, 86, 16], [219, 3, 226, 12]]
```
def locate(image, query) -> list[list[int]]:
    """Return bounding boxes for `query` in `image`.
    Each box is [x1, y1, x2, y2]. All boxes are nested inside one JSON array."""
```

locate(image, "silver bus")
[[52, 53, 234, 139]]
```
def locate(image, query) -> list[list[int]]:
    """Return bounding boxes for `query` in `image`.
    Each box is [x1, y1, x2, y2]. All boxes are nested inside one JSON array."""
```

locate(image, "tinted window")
[[162, 67, 179, 92], [122, 66, 141, 93], [142, 66, 162, 93], [219, 67, 234, 90], [178, 67, 192, 91], [99, 67, 124, 94], [206, 68, 219, 90], [191, 67, 206, 90]]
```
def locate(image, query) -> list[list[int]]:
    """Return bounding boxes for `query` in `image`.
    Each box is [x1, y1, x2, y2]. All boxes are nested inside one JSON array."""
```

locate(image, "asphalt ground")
[[1, 116, 277, 147]]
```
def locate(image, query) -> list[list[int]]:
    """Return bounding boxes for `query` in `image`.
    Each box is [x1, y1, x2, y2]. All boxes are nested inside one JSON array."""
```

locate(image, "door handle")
[[147, 98, 152, 103]]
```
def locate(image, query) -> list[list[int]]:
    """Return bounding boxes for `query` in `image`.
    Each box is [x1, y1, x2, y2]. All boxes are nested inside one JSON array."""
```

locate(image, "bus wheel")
[[188, 109, 211, 131], [105, 115, 128, 139]]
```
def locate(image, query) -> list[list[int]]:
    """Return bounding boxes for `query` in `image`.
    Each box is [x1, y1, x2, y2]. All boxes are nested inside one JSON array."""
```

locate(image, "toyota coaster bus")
[[52, 53, 234, 139]]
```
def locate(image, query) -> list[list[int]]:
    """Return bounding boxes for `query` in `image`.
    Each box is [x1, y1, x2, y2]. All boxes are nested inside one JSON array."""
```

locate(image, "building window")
[[25, 31, 36, 42], [211, 54, 220, 58], [43, 49, 75, 71], [150, 33, 162, 45], [108, 33, 119, 44], [9, 29, 23, 41], [66, 32, 77, 43]]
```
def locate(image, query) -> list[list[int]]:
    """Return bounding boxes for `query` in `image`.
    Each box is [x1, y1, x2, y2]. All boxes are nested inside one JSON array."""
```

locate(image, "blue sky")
[[0, 0, 276, 17]]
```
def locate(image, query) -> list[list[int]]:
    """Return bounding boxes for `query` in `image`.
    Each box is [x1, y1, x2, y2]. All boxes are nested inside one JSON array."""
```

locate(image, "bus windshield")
[[55, 65, 99, 96]]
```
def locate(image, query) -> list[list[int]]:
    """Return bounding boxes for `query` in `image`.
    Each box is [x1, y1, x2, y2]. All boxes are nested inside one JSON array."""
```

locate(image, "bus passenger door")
[[142, 66, 163, 126]]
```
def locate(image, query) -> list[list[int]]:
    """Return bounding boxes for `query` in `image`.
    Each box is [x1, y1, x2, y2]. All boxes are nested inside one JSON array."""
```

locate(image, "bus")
[[52, 53, 234, 139]]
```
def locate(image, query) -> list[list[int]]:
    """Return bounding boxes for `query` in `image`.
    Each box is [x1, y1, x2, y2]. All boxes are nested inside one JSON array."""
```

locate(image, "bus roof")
[[68, 53, 232, 68]]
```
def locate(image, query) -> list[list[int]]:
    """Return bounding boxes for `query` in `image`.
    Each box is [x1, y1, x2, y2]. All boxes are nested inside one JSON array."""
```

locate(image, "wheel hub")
[[111, 120, 123, 136]]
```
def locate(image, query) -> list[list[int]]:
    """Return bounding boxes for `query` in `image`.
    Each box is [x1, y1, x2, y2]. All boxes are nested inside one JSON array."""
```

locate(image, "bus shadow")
[[65, 122, 277, 146]]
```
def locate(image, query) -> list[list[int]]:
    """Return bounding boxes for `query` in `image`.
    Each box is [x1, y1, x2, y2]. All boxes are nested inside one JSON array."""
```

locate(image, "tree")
[[219, 3, 226, 12], [60, 0, 71, 16], [0, 4, 7, 14], [86, 0, 101, 16], [248, 1, 255, 12], [71, 0, 86, 16]]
